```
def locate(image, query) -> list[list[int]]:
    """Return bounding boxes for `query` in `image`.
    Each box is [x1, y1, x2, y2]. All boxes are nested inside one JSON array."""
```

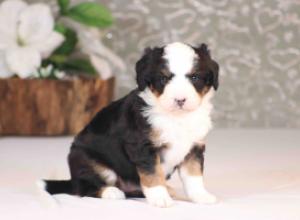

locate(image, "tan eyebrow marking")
[[160, 67, 172, 77]]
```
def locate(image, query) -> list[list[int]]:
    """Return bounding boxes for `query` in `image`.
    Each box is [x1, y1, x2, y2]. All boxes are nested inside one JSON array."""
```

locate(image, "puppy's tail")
[[35, 180, 73, 208], [43, 180, 73, 195]]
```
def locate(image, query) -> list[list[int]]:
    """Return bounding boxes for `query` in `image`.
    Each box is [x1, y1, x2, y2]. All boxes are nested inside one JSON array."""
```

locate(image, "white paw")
[[190, 191, 217, 204], [181, 175, 217, 204], [143, 186, 174, 208], [101, 186, 126, 200]]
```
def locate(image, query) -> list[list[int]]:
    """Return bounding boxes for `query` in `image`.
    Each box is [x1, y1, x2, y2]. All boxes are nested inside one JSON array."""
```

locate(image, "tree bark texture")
[[0, 77, 115, 136]]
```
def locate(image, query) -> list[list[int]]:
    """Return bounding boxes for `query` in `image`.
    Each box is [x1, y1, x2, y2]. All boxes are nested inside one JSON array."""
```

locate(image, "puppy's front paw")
[[190, 191, 217, 204], [143, 186, 174, 208], [182, 176, 217, 204]]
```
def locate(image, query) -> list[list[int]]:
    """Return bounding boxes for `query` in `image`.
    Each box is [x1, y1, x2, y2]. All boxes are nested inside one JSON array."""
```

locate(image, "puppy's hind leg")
[[100, 186, 126, 200], [90, 161, 125, 200], [69, 149, 125, 200], [72, 173, 125, 200]]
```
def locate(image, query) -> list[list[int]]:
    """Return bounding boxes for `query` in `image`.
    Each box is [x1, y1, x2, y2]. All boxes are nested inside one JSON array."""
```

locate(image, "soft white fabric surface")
[[0, 130, 299, 220]]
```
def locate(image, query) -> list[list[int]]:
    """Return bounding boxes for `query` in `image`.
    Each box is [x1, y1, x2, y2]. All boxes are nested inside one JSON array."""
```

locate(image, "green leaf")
[[67, 2, 113, 28], [54, 23, 66, 34], [57, 0, 70, 15], [63, 59, 97, 75], [48, 54, 68, 65], [54, 24, 78, 55]]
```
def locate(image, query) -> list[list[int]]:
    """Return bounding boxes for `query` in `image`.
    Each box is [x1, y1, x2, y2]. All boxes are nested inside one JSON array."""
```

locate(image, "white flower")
[[32, 64, 66, 79], [0, 0, 64, 78], [54, 70, 66, 79], [39, 65, 53, 78]]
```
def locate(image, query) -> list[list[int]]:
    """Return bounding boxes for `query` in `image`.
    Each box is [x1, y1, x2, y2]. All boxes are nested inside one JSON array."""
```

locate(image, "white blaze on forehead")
[[164, 42, 196, 75]]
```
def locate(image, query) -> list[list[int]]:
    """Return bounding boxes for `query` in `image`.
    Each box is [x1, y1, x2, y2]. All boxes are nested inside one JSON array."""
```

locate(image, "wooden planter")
[[0, 77, 114, 136]]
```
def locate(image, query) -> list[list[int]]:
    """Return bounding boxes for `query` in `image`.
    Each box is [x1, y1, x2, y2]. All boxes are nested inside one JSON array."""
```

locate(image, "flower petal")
[[18, 3, 54, 45], [0, 35, 17, 51], [90, 55, 112, 80], [78, 28, 126, 72], [32, 31, 65, 58], [0, 0, 27, 49], [5, 47, 41, 78], [0, 51, 13, 78]]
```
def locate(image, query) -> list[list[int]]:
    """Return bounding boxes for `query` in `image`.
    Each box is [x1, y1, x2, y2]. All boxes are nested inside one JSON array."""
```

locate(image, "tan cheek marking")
[[198, 86, 210, 98], [150, 85, 161, 98], [138, 157, 166, 188]]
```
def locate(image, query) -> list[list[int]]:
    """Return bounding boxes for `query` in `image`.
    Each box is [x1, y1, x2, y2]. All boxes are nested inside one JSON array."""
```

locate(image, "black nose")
[[175, 98, 186, 107]]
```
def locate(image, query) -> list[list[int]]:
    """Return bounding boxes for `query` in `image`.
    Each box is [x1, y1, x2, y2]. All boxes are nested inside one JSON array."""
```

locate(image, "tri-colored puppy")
[[45, 42, 219, 208]]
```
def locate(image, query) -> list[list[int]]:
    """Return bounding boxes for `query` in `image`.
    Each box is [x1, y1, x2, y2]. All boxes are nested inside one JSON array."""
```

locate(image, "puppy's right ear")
[[135, 47, 153, 91]]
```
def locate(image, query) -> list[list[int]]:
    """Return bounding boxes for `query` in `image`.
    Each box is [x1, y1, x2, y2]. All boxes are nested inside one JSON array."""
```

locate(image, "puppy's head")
[[136, 42, 219, 112]]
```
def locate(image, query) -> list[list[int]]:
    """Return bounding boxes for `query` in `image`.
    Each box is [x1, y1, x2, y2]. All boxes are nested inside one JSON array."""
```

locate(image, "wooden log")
[[0, 77, 115, 136]]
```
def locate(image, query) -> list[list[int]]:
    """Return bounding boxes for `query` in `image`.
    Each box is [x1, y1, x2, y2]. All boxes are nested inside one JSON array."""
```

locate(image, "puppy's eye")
[[189, 74, 201, 82], [160, 75, 169, 84]]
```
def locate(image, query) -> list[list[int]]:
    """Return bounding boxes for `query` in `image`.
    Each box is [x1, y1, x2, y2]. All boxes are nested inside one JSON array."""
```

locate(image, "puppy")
[[45, 42, 219, 208]]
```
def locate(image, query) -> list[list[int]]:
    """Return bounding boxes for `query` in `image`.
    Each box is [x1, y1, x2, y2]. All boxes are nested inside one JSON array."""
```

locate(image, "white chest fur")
[[140, 91, 214, 175], [153, 107, 212, 174]]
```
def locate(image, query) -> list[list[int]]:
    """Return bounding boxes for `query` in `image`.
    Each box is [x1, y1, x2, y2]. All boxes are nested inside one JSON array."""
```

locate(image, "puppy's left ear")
[[195, 44, 219, 90], [135, 47, 152, 91], [211, 60, 219, 90]]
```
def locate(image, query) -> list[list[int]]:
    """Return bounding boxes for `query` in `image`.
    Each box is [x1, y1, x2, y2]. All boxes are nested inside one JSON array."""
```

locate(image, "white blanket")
[[0, 130, 299, 220]]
